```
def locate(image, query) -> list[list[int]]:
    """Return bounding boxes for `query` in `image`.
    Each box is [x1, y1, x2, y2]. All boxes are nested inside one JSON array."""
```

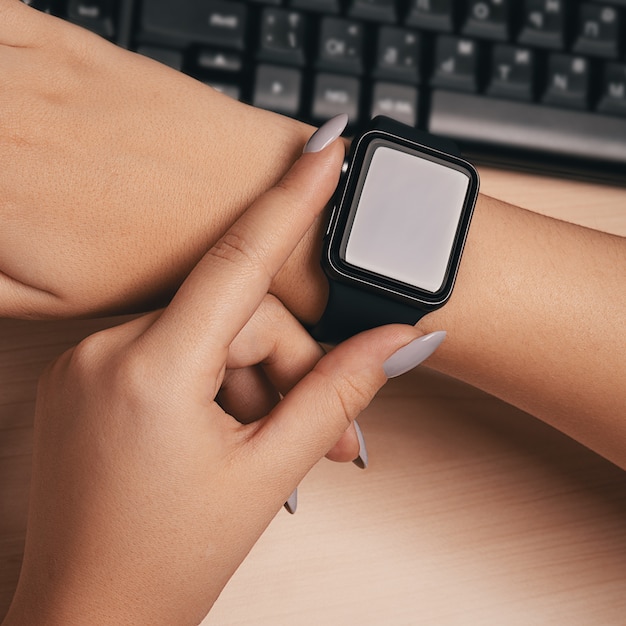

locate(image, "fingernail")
[[303, 114, 349, 153], [383, 331, 446, 379], [284, 488, 298, 514], [352, 420, 368, 469]]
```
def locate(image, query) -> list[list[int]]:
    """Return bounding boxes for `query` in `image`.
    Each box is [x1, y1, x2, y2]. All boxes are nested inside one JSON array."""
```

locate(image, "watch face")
[[326, 130, 479, 307]]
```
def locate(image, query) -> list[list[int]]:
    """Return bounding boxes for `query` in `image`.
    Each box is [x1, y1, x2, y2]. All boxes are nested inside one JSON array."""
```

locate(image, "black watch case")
[[322, 123, 480, 312]]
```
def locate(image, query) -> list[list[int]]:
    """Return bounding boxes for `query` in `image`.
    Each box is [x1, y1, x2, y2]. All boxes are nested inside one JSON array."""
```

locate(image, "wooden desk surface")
[[1, 169, 626, 625]]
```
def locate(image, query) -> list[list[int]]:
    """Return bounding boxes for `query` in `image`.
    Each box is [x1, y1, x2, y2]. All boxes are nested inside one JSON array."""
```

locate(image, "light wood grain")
[[1, 170, 625, 624]]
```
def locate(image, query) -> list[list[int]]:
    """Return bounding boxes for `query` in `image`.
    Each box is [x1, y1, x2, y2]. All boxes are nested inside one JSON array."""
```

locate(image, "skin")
[[419, 195, 626, 467], [2, 0, 625, 462], [2, 136, 425, 626], [1, 2, 626, 622], [0, 1, 315, 318]]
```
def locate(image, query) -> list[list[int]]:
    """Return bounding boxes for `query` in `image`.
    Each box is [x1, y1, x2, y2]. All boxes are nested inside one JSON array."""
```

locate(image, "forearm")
[[275, 188, 626, 468], [417, 196, 626, 466]]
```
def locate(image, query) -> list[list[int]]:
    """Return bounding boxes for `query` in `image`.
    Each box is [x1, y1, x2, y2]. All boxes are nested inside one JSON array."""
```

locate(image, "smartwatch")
[[310, 116, 479, 344]]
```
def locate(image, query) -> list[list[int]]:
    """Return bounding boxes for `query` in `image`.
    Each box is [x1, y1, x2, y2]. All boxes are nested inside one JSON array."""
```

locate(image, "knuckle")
[[65, 330, 111, 380], [315, 368, 375, 429], [108, 345, 164, 411], [258, 293, 289, 325], [65, 333, 160, 411], [209, 231, 270, 281], [37, 332, 115, 409], [336, 373, 374, 417]]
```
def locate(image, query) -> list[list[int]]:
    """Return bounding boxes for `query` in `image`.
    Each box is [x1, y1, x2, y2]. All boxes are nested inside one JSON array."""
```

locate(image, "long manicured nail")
[[284, 488, 298, 514], [303, 114, 349, 153], [383, 331, 446, 379], [352, 420, 368, 469]]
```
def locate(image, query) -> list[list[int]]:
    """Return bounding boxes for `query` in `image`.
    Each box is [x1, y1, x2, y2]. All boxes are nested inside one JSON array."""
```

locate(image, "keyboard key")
[[197, 50, 242, 73], [405, 0, 455, 33], [542, 53, 590, 109], [68, 0, 116, 38], [312, 73, 360, 123], [430, 36, 479, 92], [141, 0, 247, 50], [290, 0, 341, 14], [573, 4, 620, 59], [316, 17, 365, 75], [373, 27, 421, 83], [253, 65, 302, 116], [518, 0, 566, 50], [370, 83, 419, 126], [462, 0, 511, 41], [428, 90, 626, 173], [348, 0, 397, 23], [487, 45, 535, 101], [597, 62, 626, 117], [258, 8, 307, 67]]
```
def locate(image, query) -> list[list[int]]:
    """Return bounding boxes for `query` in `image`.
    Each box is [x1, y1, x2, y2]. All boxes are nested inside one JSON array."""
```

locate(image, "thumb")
[[251, 327, 446, 484]]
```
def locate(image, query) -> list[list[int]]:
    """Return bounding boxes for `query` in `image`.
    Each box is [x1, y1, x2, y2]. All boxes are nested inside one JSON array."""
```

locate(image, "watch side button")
[[326, 160, 348, 238]]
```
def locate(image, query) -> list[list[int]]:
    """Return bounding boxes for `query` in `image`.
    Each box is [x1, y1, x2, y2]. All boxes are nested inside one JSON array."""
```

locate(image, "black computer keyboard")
[[24, 0, 626, 184]]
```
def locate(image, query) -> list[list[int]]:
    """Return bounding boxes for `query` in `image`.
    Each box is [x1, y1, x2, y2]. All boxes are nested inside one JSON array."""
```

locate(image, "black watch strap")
[[310, 118, 461, 344], [310, 279, 428, 344]]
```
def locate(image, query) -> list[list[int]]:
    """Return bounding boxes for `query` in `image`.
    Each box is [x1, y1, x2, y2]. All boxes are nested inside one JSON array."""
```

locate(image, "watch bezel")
[[323, 127, 480, 310]]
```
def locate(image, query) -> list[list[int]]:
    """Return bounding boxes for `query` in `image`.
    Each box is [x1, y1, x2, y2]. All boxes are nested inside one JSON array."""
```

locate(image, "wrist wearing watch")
[[310, 116, 479, 344]]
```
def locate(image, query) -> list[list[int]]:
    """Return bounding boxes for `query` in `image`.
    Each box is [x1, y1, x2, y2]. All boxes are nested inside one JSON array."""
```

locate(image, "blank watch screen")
[[343, 141, 470, 294]]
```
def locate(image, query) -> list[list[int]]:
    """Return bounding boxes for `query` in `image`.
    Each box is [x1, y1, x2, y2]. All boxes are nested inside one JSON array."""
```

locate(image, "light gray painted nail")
[[352, 420, 368, 469], [383, 331, 446, 379], [303, 114, 349, 153], [284, 488, 298, 514]]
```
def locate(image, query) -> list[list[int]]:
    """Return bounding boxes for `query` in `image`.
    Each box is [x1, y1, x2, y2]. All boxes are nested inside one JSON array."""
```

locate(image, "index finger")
[[144, 115, 347, 370]]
